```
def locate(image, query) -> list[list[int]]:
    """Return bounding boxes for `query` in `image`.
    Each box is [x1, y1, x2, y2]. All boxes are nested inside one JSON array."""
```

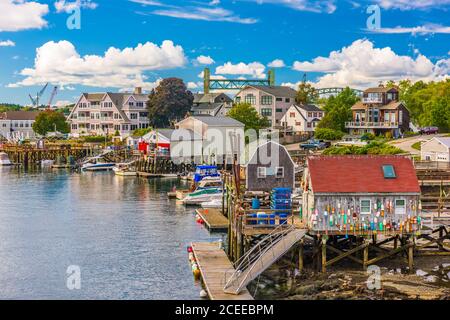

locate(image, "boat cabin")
[[194, 165, 220, 183]]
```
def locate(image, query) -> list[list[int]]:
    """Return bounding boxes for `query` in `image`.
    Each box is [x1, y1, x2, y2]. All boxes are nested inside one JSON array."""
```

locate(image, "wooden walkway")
[[196, 208, 228, 231], [191, 242, 253, 300]]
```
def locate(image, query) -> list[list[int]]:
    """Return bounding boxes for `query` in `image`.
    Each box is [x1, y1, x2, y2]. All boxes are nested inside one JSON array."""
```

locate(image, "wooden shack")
[[245, 141, 295, 192], [302, 155, 422, 235]]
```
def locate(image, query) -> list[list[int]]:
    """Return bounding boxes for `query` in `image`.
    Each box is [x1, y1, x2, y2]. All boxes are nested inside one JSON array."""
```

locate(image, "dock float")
[[196, 208, 228, 231], [191, 242, 253, 300]]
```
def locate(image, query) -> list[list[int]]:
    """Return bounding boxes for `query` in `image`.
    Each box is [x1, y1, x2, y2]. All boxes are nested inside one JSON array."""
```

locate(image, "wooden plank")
[[191, 242, 253, 300], [196, 209, 228, 231]]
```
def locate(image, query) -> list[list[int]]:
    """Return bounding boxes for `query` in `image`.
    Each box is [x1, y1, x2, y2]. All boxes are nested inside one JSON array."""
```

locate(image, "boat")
[[0, 152, 12, 166], [201, 198, 227, 209], [81, 156, 115, 172], [182, 188, 223, 205], [176, 177, 223, 201], [41, 160, 55, 168], [113, 163, 137, 176]]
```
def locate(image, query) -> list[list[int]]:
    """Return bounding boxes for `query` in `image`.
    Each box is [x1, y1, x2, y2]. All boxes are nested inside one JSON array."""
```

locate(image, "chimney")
[[134, 87, 142, 95]]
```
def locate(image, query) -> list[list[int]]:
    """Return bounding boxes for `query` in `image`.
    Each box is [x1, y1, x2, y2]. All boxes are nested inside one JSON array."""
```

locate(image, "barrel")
[[279, 214, 288, 225], [257, 213, 268, 225], [247, 213, 257, 225], [252, 198, 260, 209], [269, 214, 276, 225]]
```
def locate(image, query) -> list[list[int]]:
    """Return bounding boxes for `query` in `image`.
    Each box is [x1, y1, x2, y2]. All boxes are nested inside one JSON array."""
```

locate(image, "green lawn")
[[411, 142, 422, 151]]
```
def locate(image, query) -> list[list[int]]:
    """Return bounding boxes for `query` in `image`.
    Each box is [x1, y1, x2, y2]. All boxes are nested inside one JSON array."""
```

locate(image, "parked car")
[[420, 127, 439, 135], [300, 139, 330, 150]]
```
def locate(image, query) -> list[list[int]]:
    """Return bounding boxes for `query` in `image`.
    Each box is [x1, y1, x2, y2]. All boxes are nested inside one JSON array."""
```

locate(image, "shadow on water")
[[0, 167, 225, 299]]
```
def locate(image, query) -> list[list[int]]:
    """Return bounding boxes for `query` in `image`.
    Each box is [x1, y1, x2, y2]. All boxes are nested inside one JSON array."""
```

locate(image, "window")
[[130, 113, 138, 120], [257, 167, 266, 178], [382, 165, 396, 179], [114, 125, 120, 131], [235, 97, 241, 103], [360, 200, 371, 214], [261, 95, 273, 105], [276, 108, 283, 113], [261, 108, 272, 117], [395, 199, 406, 215], [122, 124, 129, 131], [313, 112, 317, 118], [285, 98, 290, 103], [276, 97, 283, 102], [71, 124, 77, 130], [307, 122, 311, 128], [295, 121, 301, 126], [275, 167, 284, 178], [244, 94, 256, 105], [290, 112, 296, 118], [130, 124, 138, 130], [114, 113, 119, 119], [308, 112, 312, 118], [318, 112, 323, 118], [136, 102, 144, 107]]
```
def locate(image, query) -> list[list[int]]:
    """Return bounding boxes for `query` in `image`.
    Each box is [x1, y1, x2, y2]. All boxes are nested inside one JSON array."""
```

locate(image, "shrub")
[[82, 135, 111, 143], [322, 141, 403, 155], [314, 128, 345, 141]]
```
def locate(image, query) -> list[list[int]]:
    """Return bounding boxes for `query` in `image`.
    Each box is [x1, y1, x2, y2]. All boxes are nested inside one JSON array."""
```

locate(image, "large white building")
[[0, 111, 40, 140], [68, 88, 150, 137]]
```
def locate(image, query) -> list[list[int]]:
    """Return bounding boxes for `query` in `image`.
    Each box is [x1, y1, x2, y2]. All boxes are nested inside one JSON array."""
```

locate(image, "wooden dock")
[[196, 208, 228, 231], [191, 242, 253, 300]]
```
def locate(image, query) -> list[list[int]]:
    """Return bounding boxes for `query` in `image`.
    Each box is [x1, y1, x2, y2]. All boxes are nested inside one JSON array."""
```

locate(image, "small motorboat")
[[113, 163, 137, 176], [81, 156, 115, 172], [182, 188, 223, 205], [0, 152, 12, 166], [201, 198, 227, 209]]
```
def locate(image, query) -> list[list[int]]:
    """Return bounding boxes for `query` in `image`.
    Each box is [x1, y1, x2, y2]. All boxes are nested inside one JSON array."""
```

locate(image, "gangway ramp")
[[223, 225, 307, 295]]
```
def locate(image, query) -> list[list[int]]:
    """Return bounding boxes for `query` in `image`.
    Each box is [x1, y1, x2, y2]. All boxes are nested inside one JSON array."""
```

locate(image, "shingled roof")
[[246, 85, 297, 98], [307, 156, 420, 194]]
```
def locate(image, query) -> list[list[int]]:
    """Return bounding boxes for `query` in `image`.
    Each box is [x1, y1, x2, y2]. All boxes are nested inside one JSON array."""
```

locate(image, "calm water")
[[0, 167, 224, 299]]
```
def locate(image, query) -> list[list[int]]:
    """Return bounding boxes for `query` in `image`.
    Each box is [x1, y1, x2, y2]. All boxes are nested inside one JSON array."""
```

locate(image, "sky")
[[0, 0, 449, 106]]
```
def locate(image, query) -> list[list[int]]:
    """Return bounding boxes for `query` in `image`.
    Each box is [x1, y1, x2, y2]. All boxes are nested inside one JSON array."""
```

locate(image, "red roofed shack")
[[301, 156, 422, 235]]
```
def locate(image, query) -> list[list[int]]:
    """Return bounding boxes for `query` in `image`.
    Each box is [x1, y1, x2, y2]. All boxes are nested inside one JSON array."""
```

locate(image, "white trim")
[[360, 199, 371, 215]]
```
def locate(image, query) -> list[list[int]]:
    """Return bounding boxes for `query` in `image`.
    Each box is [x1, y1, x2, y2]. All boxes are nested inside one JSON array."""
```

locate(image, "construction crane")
[[47, 86, 58, 109], [28, 83, 49, 108]]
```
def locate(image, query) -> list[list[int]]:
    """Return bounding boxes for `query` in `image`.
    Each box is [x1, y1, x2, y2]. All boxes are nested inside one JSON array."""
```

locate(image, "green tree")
[[32, 110, 70, 136], [227, 102, 270, 132], [317, 87, 359, 132], [147, 78, 193, 128], [295, 82, 318, 105]]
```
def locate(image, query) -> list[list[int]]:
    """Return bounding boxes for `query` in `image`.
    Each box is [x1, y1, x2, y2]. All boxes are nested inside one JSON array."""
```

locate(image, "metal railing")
[[223, 224, 297, 294], [362, 97, 383, 103], [345, 121, 399, 128]]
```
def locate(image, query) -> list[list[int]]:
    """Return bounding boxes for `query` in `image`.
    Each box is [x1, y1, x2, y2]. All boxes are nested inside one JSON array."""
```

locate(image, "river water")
[[0, 167, 224, 299]]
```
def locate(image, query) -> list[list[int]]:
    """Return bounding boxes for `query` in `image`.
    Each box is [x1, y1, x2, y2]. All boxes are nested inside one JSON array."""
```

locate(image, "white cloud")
[[293, 39, 450, 88], [0, 40, 15, 47], [0, 0, 49, 32], [54, 0, 98, 13], [129, 0, 164, 5], [375, 0, 450, 10], [245, 0, 336, 13], [370, 24, 450, 35], [9, 40, 187, 90], [196, 55, 215, 65], [145, 6, 258, 24], [54, 100, 73, 107], [187, 81, 201, 89], [268, 59, 285, 68], [215, 62, 266, 79]]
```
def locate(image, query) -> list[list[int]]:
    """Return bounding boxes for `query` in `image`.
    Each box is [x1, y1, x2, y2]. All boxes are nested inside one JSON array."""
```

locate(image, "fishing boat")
[[81, 156, 115, 172], [113, 163, 137, 176], [0, 152, 12, 166], [182, 188, 223, 205], [176, 177, 223, 200]]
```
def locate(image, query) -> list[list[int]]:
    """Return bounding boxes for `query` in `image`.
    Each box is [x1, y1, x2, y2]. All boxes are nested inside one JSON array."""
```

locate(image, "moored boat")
[[0, 152, 12, 166], [113, 163, 137, 176], [182, 188, 223, 205], [81, 156, 115, 172]]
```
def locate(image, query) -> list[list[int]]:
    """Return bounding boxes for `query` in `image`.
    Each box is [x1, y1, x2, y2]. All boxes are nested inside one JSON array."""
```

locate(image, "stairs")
[[223, 225, 307, 295]]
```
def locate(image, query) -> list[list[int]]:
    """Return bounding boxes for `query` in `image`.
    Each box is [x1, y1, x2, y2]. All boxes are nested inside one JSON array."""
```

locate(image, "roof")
[[363, 87, 398, 94], [0, 111, 40, 120], [156, 129, 175, 139], [192, 103, 224, 110], [435, 137, 450, 149], [194, 93, 232, 104], [83, 93, 105, 101], [307, 156, 420, 194], [192, 116, 245, 127], [246, 140, 294, 167], [245, 85, 297, 98], [296, 104, 323, 112]]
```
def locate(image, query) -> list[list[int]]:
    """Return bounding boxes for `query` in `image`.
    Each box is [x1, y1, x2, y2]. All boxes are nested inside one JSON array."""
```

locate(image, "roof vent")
[[382, 165, 396, 179]]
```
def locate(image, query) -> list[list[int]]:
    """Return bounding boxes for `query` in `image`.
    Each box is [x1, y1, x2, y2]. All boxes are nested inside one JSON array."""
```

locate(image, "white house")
[[175, 116, 245, 165], [0, 111, 40, 140], [67, 87, 150, 137], [280, 104, 325, 133], [421, 137, 450, 162]]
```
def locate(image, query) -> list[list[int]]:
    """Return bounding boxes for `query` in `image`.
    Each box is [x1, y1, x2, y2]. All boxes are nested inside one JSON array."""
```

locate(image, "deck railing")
[[345, 121, 399, 129]]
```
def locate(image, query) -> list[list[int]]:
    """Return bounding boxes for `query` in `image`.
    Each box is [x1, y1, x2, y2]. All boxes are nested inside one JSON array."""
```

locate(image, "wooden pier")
[[191, 242, 253, 300], [196, 208, 228, 231]]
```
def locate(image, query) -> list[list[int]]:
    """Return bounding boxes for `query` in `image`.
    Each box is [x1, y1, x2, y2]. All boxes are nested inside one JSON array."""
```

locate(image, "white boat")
[[182, 188, 223, 205], [81, 156, 115, 172], [41, 160, 54, 167], [201, 198, 227, 209], [113, 164, 137, 176], [0, 152, 12, 166]]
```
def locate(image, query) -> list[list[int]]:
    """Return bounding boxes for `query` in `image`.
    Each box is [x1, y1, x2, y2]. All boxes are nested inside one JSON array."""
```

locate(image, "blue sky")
[[0, 0, 449, 106]]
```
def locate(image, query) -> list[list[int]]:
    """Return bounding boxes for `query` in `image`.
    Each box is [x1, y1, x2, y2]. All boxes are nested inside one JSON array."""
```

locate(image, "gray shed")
[[245, 141, 295, 192]]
